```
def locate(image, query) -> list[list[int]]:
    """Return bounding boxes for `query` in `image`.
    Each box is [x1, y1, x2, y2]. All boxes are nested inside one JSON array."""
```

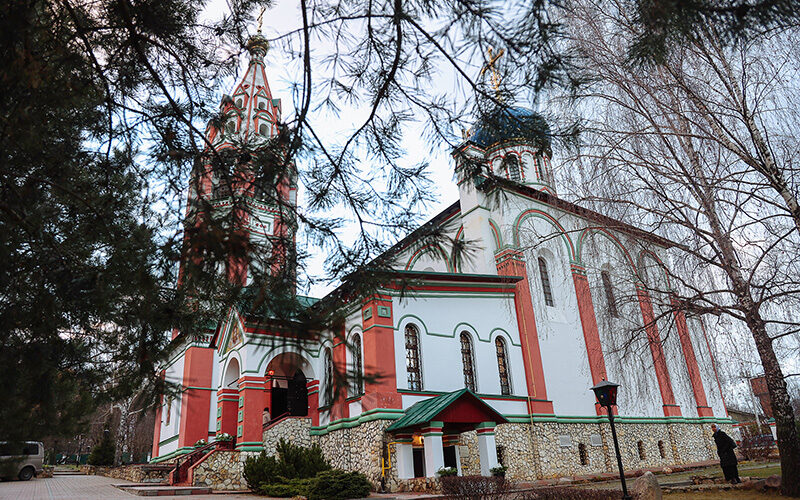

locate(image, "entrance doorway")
[[269, 370, 308, 418]]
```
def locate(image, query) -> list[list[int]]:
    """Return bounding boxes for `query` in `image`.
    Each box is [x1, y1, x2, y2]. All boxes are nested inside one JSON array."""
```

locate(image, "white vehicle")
[[0, 441, 44, 480]]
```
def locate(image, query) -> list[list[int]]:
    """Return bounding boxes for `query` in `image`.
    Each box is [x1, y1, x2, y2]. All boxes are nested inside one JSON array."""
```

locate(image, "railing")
[[262, 412, 291, 431], [170, 442, 216, 485]]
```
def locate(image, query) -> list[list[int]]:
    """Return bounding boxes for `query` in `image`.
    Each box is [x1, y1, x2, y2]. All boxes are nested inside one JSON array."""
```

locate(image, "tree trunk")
[[703, 189, 800, 496]]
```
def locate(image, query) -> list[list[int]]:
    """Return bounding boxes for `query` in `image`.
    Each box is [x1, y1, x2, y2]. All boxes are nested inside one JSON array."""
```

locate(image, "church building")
[[151, 31, 733, 490]]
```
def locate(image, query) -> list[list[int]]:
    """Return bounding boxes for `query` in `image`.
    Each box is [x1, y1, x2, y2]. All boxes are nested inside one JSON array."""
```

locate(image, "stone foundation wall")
[[80, 464, 170, 483], [262, 417, 313, 456], [191, 450, 249, 490], [250, 416, 723, 492], [459, 420, 719, 481], [316, 420, 391, 487]]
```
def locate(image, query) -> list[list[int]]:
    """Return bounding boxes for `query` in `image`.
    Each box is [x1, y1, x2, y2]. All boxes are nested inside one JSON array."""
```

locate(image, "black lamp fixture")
[[591, 379, 631, 500]]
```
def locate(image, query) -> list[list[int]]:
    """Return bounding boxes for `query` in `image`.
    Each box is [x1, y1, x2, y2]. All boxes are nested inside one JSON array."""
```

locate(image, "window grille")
[[351, 334, 363, 396], [503, 155, 521, 181], [405, 324, 423, 391], [460, 332, 476, 391], [601, 270, 619, 317], [495, 337, 511, 395], [323, 348, 333, 406], [578, 443, 589, 465], [538, 257, 555, 306]]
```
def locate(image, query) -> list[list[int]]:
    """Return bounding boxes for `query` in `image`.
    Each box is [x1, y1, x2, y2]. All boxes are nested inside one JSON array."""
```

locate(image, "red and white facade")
[[151, 36, 732, 483]]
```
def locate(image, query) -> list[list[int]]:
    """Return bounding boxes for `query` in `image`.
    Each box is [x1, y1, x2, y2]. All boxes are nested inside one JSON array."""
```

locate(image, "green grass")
[[665, 491, 782, 499]]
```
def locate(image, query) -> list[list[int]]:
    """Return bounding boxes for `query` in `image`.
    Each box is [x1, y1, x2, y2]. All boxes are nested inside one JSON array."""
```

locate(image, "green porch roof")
[[386, 388, 508, 432]]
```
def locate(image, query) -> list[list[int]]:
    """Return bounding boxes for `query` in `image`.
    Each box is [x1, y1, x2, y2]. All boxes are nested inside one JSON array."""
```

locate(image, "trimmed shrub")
[[259, 478, 315, 497], [520, 488, 621, 500], [87, 435, 115, 466], [438, 466, 458, 477], [244, 439, 334, 496], [275, 439, 330, 479], [244, 452, 282, 492], [440, 475, 509, 499], [307, 469, 372, 500]]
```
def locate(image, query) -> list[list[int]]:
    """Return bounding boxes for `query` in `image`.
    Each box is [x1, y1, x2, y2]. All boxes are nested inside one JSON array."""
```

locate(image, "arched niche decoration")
[[512, 208, 576, 262]]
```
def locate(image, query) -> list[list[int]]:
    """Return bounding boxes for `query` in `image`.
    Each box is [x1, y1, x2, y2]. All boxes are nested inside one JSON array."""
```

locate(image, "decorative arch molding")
[[577, 228, 638, 277], [219, 351, 243, 388], [637, 249, 673, 290], [450, 226, 465, 273], [488, 327, 516, 346], [252, 344, 322, 375], [488, 218, 503, 250], [404, 243, 452, 272], [512, 209, 576, 261], [392, 315, 522, 347]]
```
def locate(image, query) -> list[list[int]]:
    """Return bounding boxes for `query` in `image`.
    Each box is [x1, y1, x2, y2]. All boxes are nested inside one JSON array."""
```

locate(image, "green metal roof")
[[386, 388, 508, 431]]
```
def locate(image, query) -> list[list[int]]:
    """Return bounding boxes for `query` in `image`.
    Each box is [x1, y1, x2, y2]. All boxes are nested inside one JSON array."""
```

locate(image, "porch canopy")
[[387, 389, 509, 478]]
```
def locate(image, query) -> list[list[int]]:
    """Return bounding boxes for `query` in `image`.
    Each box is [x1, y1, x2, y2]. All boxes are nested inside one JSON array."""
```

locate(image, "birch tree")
[[562, 0, 800, 494]]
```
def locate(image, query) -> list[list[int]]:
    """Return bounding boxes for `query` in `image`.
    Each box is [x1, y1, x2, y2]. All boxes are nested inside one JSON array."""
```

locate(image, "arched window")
[[495, 337, 511, 395], [537, 257, 555, 307], [405, 324, 423, 391], [601, 270, 618, 317], [225, 121, 235, 135], [259, 123, 268, 136], [578, 443, 588, 465], [351, 334, 363, 396], [460, 332, 476, 391], [323, 347, 333, 406], [503, 155, 521, 181]]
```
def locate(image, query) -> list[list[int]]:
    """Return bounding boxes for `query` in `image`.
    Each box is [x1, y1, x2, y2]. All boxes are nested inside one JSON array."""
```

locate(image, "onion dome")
[[246, 34, 270, 61], [469, 106, 551, 155]]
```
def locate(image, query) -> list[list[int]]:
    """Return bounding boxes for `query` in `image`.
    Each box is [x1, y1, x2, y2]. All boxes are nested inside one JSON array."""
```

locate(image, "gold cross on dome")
[[257, 6, 266, 33], [480, 46, 505, 91]]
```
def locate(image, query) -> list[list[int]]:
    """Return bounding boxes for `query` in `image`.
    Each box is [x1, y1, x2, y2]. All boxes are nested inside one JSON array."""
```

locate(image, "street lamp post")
[[591, 380, 632, 500]]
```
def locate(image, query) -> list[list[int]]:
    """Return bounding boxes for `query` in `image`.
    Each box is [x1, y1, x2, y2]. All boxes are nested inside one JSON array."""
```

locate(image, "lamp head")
[[590, 380, 620, 407]]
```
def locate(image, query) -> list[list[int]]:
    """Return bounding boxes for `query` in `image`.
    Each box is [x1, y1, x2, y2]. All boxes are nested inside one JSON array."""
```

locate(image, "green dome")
[[470, 106, 551, 154]]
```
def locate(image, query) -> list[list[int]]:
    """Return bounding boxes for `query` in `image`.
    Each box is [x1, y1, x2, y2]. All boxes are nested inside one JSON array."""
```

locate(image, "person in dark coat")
[[711, 424, 741, 484]]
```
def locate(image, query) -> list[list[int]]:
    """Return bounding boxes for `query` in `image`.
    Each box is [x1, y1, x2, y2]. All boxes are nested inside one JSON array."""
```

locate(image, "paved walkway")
[[0, 474, 256, 499]]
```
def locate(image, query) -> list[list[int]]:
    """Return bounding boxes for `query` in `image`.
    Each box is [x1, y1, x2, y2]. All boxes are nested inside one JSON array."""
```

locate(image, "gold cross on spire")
[[480, 46, 505, 92], [257, 6, 266, 33]]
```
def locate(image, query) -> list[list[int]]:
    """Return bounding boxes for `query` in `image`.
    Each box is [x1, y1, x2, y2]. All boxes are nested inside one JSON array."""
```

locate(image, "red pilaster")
[[571, 264, 609, 416], [636, 286, 680, 416], [494, 249, 553, 414], [671, 296, 713, 417], [177, 347, 214, 447], [217, 388, 239, 439], [331, 328, 350, 421], [361, 294, 402, 411], [237, 376, 267, 448], [307, 380, 320, 426], [152, 391, 163, 459]]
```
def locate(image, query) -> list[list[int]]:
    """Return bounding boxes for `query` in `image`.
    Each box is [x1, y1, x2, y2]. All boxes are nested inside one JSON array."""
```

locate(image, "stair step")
[[115, 485, 212, 496]]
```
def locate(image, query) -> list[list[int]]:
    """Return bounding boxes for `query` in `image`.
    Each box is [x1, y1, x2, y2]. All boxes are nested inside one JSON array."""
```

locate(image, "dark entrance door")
[[287, 370, 308, 416], [412, 448, 425, 478], [271, 386, 288, 417], [443, 446, 457, 469]]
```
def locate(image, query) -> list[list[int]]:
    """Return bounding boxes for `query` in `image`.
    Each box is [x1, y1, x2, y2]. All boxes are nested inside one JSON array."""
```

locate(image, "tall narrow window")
[[460, 332, 476, 391], [165, 398, 172, 425], [495, 337, 511, 395], [503, 155, 521, 181], [538, 257, 555, 306], [351, 334, 363, 396], [323, 348, 333, 406], [405, 324, 423, 391], [601, 270, 619, 317]]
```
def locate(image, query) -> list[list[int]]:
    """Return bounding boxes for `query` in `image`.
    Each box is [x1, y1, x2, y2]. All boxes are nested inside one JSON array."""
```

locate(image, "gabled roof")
[[386, 388, 508, 431]]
